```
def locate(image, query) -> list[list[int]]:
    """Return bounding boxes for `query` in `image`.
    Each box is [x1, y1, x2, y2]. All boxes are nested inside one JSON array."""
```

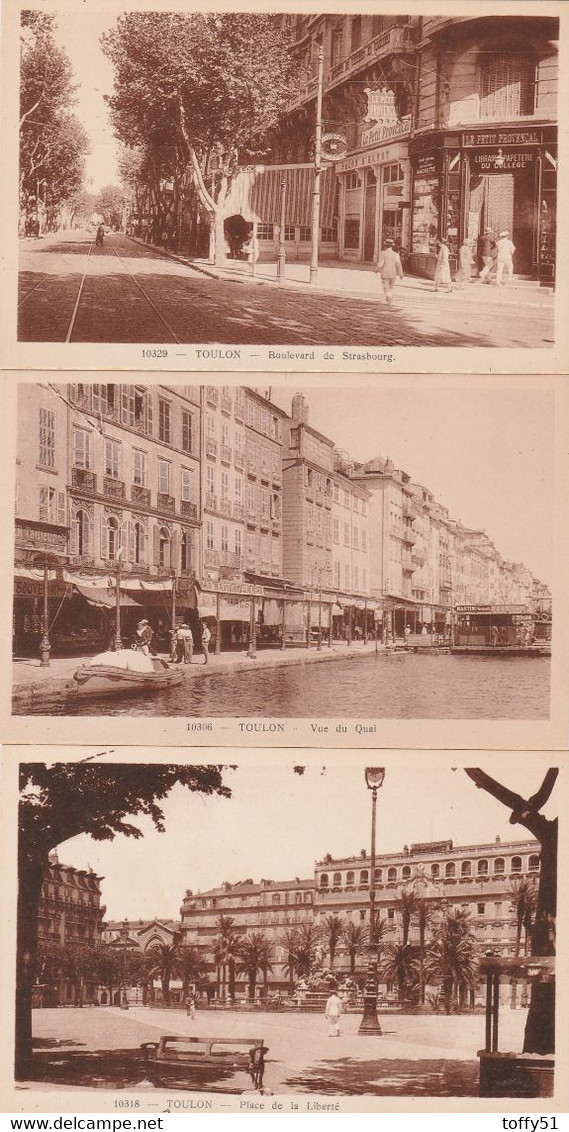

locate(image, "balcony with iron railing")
[[220, 444, 232, 464], [157, 492, 175, 513], [72, 466, 97, 493], [233, 502, 245, 520], [103, 476, 126, 501], [205, 493, 217, 512], [205, 437, 218, 458], [204, 549, 243, 571], [287, 24, 411, 111], [181, 499, 198, 520], [131, 484, 151, 507], [206, 386, 219, 407], [218, 498, 232, 518]]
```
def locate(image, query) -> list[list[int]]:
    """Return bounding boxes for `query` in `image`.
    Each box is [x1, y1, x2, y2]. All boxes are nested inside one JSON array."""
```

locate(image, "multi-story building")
[[181, 876, 315, 994], [243, 388, 287, 583], [14, 382, 202, 655], [35, 851, 105, 1006], [281, 394, 375, 639], [179, 836, 540, 1000]]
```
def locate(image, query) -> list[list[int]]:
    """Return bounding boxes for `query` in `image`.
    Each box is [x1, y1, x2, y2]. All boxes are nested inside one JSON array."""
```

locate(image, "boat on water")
[[73, 648, 183, 697], [450, 604, 551, 657]]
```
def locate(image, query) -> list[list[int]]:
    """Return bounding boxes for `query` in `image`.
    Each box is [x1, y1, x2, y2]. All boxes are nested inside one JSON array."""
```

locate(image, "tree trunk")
[[248, 973, 255, 1002], [15, 856, 47, 1079], [524, 823, 557, 1054], [228, 958, 236, 1002]]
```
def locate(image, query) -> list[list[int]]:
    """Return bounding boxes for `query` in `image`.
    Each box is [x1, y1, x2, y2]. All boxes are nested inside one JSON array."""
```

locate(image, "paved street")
[[29, 1005, 527, 1095], [18, 231, 554, 347]]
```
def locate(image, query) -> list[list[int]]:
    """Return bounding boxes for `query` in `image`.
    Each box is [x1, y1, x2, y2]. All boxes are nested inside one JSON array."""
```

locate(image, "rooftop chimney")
[[291, 392, 309, 425]]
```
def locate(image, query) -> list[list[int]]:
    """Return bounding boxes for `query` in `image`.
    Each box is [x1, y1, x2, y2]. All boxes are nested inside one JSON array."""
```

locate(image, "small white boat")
[[73, 649, 183, 697]]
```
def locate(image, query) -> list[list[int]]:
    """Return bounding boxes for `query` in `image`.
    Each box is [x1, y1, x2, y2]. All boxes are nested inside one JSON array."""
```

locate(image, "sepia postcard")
[[1, 0, 568, 374], [0, 746, 566, 1113], [1, 372, 568, 750]]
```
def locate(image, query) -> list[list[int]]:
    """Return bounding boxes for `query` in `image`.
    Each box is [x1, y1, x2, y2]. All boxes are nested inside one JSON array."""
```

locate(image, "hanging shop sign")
[[337, 141, 408, 174], [321, 133, 348, 162], [15, 520, 68, 553], [202, 581, 264, 597], [361, 88, 410, 149]]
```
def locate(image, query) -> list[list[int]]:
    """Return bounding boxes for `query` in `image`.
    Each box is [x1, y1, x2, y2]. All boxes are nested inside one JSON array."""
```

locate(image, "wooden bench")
[[140, 1035, 267, 1090]]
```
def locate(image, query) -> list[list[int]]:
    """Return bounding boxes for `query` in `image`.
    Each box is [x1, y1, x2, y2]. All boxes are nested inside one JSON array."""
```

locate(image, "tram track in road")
[[66, 234, 181, 344]]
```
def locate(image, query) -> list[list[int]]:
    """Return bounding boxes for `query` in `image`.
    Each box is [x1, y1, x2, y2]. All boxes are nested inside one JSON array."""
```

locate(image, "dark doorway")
[[363, 170, 377, 262]]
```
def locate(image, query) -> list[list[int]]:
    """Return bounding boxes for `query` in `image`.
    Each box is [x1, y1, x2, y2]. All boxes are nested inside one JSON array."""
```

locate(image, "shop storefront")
[[336, 138, 410, 264], [409, 123, 557, 282]]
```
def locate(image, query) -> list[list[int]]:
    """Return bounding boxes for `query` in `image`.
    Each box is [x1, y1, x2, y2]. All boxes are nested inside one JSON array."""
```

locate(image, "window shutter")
[[129, 522, 135, 563], [120, 519, 128, 558], [153, 524, 160, 566], [57, 492, 66, 525], [101, 515, 108, 560], [70, 511, 77, 555], [83, 512, 91, 556], [139, 524, 146, 565], [39, 486, 48, 522], [145, 394, 153, 436]]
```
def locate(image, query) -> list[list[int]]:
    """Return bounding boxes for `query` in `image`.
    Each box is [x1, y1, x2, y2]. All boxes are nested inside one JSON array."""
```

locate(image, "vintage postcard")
[[2, 372, 567, 749], [1, 0, 567, 373], [0, 746, 566, 1113]]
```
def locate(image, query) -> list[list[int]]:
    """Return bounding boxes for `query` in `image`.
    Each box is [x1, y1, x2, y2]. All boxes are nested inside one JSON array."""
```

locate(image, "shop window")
[[284, 225, 295, 242], [321, 226, 338, 243], [345, 171, 359, 190], [344, 218, 360, 249], [479, 52, 535, 119], [299, 226, 311, 242], [257, 224, 274, 241]]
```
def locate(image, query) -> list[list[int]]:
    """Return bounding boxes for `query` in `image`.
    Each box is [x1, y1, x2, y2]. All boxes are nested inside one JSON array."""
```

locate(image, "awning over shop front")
[[73, 583, 142, 609], [199, 592, 251, 622], [223, 164, 338, 229]]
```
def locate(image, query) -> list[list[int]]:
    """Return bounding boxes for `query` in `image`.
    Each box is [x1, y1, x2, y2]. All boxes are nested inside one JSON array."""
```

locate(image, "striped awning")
[[222, 164, 338, 229]]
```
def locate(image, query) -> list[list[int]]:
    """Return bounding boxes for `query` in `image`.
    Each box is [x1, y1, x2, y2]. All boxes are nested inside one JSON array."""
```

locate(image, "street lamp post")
[[312, 562, 331, 651], [359, 767, 385, 1035], [39, 560, 51, 667], [277, 176, 287, 284], [114, 554, 123, 652], [309, 45, 324, 284]]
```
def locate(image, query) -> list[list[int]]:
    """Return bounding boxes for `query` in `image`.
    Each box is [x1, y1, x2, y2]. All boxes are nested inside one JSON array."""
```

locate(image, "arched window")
[[159, 527, 170, 568], [528, 854, 540, 873], [360, 870, 369, 884], [445, 862, 456, 878], [133, 521, 146, 565], [431, 864, 440, 878], [402, 865, 411, 880], [511, 856, 522, 873], [494, 858, 505, 875], [102, 515, 120, 561], [461, 860, 472, 877], [477, 859, 489, 876], [346, 871, 355, 886], [72, 509, 91, 557], [387, 867, 397, 882], [272, 894, 280, 905], [320, 873, 329, 888], [333, 872, 342, 886], [479, 50, 535, 119], [375, 868, 382, 883], [181, 530, 192, 572]]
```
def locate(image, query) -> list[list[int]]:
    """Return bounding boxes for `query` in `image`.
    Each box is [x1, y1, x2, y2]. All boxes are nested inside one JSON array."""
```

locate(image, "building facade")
[[179, 836, 540, 999], [35, 852, 105, 1006]]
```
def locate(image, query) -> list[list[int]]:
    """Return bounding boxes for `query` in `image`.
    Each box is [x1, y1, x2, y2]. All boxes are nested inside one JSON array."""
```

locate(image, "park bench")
[[140, 1035, 267, 1090]]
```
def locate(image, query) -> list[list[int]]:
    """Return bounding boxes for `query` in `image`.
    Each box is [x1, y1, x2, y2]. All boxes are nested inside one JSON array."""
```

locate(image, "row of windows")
[[319, 855, 540, 886], [205, 468, 281, 520], [72, 427, 196, 498], [332, 561, 368, 593], [333, 518, 368, 551], [67, 386, 196, 451], [71, 510, 194, 570]]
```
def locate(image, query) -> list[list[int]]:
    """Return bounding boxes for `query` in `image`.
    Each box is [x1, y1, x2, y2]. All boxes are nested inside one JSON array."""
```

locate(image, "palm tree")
[[237, 932, 272, 1001], [424, 908, 478, 1015], [341, 922, 368, 976], [258, 936, 274, 998], [279, 926, 300, 991], [415, 896, 438, 1006], [399, 888, 418, 947], [283, 923, 322, 979], [145, 941, 181, 1006], [508, 876, 539, 1008], [213, 915, 242, 1001], [323, 914, 344, 970], [175, 945, 208, 1001], [381, 943, 420, 1003]]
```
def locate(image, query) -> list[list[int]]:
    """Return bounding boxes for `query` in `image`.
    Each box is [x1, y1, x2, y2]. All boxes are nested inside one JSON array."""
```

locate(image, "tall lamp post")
[[113, 551, 123, 652], [359, 766, 385, 1035], [39, 558, 52, 667], [313, 561, 331, 651], [309, 44, 324, 284]]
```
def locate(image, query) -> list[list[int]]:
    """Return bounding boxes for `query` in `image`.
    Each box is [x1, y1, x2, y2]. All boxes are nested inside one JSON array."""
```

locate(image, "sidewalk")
[[133, 237, 555, 311], [12, 639, 389, 710]]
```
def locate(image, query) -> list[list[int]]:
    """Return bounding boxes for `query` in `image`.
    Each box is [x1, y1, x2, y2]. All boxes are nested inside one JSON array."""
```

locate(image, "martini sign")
[[362, 87, 410, 148]]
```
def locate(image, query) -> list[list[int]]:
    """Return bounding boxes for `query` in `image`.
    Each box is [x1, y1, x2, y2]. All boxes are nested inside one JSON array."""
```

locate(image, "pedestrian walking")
[[176, 622, 193, 664], [95, 224, 104, 247], [244, 230, 259, 275], [477, 228, 495, 283], [169, 627, 178, 663], [325, 987, 342, 1037], [494, 230, 516, 286], [185, 993, 196, 1019], [375, 238, 403, 306], [134, 619, 153, 655], [456, 239, 473, 286], [433, 238, 452, 292], [201, 621, 212, 664]]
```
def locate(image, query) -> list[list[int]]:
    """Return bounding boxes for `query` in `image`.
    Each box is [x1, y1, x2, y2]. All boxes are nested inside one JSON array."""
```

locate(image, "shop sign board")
[[471, 149, 536, 171], [415, 153, 439, 178], [15, 520, 68, 552], [462, 128, 541, 147], [202, 581, 264, 597], [361, 117, 411, 149], [336, 141, 408, 175]]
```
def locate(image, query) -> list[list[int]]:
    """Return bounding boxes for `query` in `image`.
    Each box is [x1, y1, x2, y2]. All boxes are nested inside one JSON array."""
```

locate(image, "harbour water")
[[52, 653, 550, 719]]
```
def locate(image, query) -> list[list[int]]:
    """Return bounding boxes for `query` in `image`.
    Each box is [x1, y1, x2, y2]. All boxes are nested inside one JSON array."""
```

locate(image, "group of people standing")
[[170, 620, 211, 666], [374, 227, 516, 303]]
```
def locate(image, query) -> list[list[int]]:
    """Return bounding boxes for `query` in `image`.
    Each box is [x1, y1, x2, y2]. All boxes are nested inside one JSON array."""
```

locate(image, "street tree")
[[16, 762, 229, 1079], [94, 184, 127, 230], [465, 768, 557, 1054], [145, 940, 181, 1007], [237, 932, 273, 1001], [101, 12, 295, 260], [424, 908, 478, 1014], [174, 946, 208, 1003], [20, 12, 89, 229], [398, 888, 418, 948], [279, 927, 300, 991], [341, 922, 369, 976], [508, 875, 539, 1009], [381, 943, 420, 1004], [323, 915, 344, 971], [213, 915, 242, 1001]]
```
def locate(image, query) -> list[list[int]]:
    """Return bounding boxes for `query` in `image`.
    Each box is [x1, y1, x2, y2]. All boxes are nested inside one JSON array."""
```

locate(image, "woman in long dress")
[[433, 237, 452, 292]]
